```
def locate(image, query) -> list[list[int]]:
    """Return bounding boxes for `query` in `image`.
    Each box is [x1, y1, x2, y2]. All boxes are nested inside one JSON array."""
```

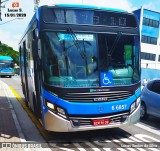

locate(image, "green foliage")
[[0, 42, 19, 65]]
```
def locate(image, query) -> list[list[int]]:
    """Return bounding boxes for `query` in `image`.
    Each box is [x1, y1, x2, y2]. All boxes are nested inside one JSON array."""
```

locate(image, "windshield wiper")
[[82, 39, 89, 76], [67, 27, 89, 76], [108, 32, 122, 56], [100, 32, 122, 70], [67, 28, 85, 58], [106, 32, 122, 69], [56, 33, 70, 76]]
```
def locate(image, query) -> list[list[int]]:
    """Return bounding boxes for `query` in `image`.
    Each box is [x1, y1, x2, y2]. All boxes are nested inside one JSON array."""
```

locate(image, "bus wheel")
[[33, 93, 37, 115], [33, 93, 42, 120], [9, 75, 12, 78]]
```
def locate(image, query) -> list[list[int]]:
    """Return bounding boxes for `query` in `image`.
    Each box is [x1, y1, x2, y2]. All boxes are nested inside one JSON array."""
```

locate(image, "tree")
[[0, 42, 19, 65]]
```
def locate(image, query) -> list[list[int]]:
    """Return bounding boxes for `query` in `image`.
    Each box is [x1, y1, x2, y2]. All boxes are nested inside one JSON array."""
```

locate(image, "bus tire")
[[34, 62, 42, 119], [33, 93, 37, 115]]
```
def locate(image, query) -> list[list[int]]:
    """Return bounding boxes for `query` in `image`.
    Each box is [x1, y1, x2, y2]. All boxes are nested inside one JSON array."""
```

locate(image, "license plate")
[[92, 118, 110, 126]]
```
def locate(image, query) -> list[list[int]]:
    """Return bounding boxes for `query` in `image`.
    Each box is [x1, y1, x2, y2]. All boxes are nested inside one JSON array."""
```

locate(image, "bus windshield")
[[0, 60, 13, 69], [42, 32, 140, 87]]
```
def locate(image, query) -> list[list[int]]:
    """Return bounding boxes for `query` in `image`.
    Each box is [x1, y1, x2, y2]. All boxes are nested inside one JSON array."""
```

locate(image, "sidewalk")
[[0, 80, 51, 151], [0, 81, 24, 151]]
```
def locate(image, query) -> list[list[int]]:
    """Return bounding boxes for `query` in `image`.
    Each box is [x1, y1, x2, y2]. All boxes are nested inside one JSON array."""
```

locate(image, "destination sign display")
[[43, 8, 137, 28], [0, 60, 12, 63]]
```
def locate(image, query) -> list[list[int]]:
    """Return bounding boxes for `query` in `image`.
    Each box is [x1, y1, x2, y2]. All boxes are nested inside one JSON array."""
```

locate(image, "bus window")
[[42, 32, 99, 87]]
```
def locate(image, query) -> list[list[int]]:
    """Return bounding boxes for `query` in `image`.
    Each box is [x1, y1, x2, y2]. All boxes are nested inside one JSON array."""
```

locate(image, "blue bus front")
[[0, 56, 14, 78], [40, 31, 140, 131], [37, 6, 141, 131]]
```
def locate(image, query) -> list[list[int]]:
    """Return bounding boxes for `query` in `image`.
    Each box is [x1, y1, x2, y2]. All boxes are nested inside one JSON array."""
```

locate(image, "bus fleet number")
[[112, 104, 127, 111]]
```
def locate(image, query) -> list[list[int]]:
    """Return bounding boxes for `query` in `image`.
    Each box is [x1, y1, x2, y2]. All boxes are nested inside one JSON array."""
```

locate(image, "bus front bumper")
[[44, 104, 140, 132], [0, 72, 14, 76]]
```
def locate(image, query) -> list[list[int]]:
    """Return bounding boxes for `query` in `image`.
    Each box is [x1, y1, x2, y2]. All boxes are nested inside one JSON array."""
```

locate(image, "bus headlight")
[[130, 102, 136, 113], [57, 107, 65, 115], [130, 97, 140, 113], [46, 101, 55, 110], [45, 99, 67, 118]]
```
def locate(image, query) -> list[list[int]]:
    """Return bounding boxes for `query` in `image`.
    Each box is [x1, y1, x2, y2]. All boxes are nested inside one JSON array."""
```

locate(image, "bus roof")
[[54, 4, 126, 13], [0, 56, 13, 61]]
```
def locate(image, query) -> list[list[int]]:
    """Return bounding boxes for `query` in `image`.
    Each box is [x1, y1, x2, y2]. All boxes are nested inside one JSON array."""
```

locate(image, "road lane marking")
[[102, 137, 127, 151], [84, 142, 101, 151], [0, 80, 30, 151], [48, 133, 160, 151], [114, 136, 138, 151], [135, 123, 160, 136], [134, 134, 160, 142], [59, 149, 75, 151], [73, 143, 87, 151], [129, 136, 142, 142], [9, 85, 52, 151], [9, 86, 51, 141]]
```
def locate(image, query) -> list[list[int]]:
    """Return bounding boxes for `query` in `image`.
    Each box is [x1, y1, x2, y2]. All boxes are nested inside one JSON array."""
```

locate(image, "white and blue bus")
[[19, 4, 141, 132], [0, 56, 14, 78]]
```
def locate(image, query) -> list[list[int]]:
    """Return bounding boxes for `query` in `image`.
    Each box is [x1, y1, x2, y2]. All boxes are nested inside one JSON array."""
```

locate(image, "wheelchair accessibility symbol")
[[103, 74, 111, 85], [100, 72, 113, 86]]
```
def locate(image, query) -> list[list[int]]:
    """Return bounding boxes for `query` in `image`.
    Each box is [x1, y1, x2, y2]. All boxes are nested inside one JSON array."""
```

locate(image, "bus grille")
[[70, 112, 129, 127], [61, 90, 132, 102]]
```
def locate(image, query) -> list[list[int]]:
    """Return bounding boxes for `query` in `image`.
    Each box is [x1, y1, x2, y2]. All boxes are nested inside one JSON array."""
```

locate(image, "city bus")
[[19, 4, 141, 132], [0, 56, 14, 78]]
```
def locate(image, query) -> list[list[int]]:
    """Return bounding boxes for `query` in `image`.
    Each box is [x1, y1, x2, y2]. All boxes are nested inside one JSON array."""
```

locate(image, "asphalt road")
[[1, 76, 160, 151]]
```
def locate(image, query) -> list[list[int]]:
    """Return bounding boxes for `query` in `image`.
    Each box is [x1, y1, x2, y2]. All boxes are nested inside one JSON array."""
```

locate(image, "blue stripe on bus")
[[42, 88, 138, 115], [37, 6, 42, 30]]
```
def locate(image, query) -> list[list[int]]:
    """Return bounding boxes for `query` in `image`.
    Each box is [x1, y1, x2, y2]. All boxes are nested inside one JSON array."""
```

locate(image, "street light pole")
[[34, 0, 40, 12]]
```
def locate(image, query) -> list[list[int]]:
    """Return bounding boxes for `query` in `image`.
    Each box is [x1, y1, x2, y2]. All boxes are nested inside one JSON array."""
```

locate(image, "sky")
[[0, 0, 160, 51]]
